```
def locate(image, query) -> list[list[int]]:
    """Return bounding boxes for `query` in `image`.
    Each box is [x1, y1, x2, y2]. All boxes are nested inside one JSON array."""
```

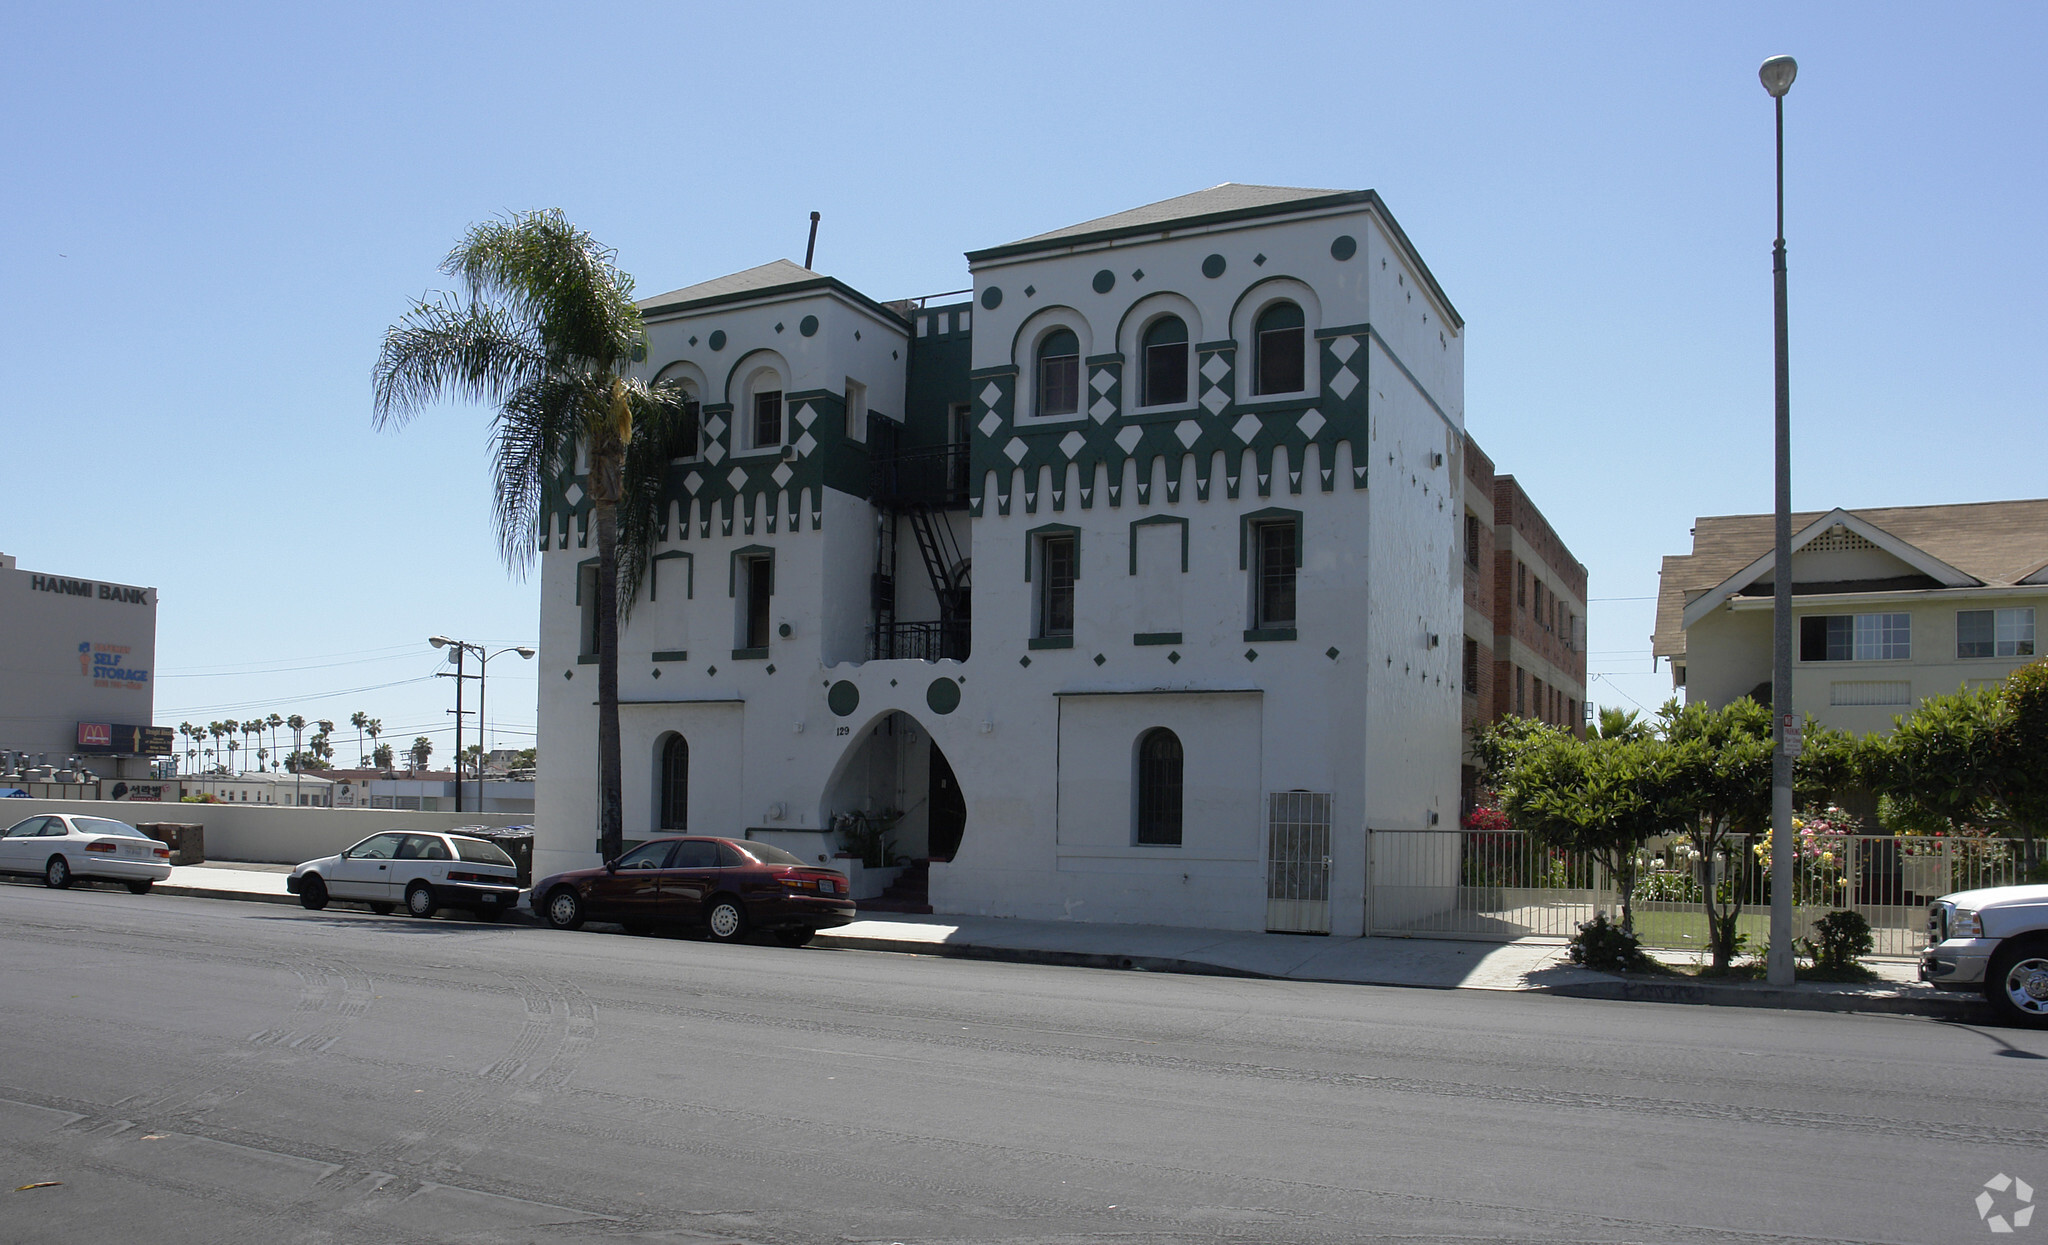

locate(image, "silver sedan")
[[0, 813, 174, 893]]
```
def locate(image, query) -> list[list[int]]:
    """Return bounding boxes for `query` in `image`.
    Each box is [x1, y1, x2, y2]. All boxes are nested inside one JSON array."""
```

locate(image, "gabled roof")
[[1654, 497, 2048, 658], [635, 260, 910, 327], [964, 183, 1463, 328]]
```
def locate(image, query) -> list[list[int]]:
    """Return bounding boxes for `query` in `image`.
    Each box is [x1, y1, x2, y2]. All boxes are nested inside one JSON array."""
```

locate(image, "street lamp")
[[1760, 54, 1798, 987], [429, 637, 536, 814]]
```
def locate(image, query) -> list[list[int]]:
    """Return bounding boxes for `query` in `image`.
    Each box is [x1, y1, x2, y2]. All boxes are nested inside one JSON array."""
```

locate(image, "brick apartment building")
[[1459, 433, 1588, 810]]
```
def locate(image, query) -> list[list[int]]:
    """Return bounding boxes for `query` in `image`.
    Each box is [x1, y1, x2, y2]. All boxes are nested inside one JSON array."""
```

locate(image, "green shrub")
[[1805, 910, 1874, 970], [1567, 912, 1648, 972]]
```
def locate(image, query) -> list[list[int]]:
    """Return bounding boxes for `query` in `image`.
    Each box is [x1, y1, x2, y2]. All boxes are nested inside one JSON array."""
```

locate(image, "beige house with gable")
[[1654, 499, 2047, 735]]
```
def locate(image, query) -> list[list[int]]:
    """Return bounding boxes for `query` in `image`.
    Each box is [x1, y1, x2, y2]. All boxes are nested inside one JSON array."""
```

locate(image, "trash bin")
[[459, 825, 533, 888], [137, 822, 204, 866]]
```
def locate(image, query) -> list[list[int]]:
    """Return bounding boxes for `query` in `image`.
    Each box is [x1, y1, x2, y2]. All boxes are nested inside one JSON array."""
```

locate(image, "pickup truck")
[[1922, 883, 2048, 1027]]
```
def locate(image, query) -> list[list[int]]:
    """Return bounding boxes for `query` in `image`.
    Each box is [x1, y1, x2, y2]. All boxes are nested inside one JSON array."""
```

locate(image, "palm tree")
[[222, 719, 240, 773], [287, 715, 306, 771], [409, 736, 434, 775], [350, 710, 370, 768], [179, 723, 198, 775], [373, 210, 694, 860], [267, 713, 284, 769], [243, 721, 262, 770]]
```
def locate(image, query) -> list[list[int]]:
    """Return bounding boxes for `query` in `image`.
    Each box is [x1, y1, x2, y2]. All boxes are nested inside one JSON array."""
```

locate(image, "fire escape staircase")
[[870, 441, 971, 661]]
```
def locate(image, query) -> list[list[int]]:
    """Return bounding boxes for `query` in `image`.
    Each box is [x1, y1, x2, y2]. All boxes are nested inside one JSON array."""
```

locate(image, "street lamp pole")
[[431, 637, 536, 817], [1761, 54, 1799, 987]]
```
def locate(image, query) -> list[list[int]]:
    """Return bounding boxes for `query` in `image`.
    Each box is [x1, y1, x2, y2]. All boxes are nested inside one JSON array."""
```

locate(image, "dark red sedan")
[[531, 836, 855, 946]]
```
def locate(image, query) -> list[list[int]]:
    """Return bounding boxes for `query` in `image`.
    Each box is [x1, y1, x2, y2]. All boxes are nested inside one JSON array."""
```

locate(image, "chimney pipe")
[[804, 211, 821, 269]]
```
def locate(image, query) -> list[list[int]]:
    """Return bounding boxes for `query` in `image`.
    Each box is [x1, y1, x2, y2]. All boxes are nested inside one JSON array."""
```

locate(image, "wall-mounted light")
[[1427, 633, 1441, 649], [978, 719, 994, 735], [778, 621, 794, 638]]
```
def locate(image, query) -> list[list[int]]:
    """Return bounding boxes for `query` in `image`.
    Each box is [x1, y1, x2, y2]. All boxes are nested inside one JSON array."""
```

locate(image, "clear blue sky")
[[5, 2, 2043, 764]]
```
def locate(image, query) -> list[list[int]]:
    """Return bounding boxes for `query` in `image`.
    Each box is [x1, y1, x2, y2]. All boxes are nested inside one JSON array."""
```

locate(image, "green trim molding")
[[651, 550, 693, 601], [1128, 514, 1189, 574], [1243, 628, 1297, 643], [1133, 632, 1182, 646], [651, 650, 688, 662], [1238, 507, 1304, 569], [1024, 522, 1080, 581], [730, 647, 769, 661], [1028, 636, 1074, 650], [728, 545, 774, 597]]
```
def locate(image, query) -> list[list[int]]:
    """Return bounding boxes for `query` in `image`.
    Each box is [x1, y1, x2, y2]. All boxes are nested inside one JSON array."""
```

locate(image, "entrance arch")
[[818, 710, 967, 863]]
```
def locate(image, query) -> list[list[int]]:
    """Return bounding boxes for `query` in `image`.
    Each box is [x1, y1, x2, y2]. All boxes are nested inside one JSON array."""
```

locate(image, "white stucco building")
[[533, 185, 1470, 934], [1655, 499, 2046, 733]]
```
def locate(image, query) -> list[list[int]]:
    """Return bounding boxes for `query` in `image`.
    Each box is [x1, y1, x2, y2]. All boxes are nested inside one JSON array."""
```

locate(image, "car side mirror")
[[604, 859, 618, 874]]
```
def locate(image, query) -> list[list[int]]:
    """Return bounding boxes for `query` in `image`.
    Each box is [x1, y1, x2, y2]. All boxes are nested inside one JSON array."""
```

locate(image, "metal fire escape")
[[869, 431, 971, 661]]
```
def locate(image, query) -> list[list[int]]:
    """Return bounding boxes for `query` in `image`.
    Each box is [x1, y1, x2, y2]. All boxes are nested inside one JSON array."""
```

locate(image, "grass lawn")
[[1630, 906, 1771, 950]]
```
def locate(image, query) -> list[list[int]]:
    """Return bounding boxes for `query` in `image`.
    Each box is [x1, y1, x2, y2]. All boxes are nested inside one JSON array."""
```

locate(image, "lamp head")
[[428, 636, 451, 649], [514, 646, 537, 659], [1759, 55, 1797, 98]]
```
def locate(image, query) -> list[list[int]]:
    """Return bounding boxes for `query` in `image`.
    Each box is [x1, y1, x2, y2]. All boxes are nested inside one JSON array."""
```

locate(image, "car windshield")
[[451, 836, 516, 867], [73, 817, 150, 839], [737, 841, 806, 867]]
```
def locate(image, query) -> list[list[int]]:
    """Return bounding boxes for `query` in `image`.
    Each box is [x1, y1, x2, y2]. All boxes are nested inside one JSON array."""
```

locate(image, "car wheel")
[[1987, 936, 2048, 1028], [43, 855, 72, 889], [705, 896, 748, 944], [405, 882, 438, 919], [773, 928, 815, 948], [125, 880, 154, 896], [298, 875, 329, 910], [544, 887, 585, 931], [368, 902, 395, 915]]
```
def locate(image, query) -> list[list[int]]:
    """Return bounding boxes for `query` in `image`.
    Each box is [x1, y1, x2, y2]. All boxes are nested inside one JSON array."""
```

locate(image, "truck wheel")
[[1987, 936, 2048, 1028]]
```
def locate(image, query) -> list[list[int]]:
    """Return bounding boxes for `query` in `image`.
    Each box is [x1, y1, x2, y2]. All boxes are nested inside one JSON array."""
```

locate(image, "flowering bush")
[[1754, 805, 1859, 904], [1462, 806, 1512, 833]]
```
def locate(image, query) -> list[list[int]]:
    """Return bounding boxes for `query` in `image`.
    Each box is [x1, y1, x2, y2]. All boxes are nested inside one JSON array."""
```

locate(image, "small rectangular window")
[[578, 564, 601, 657], [1462, 637, 1479, 690], [744, 556, 773, 650], [1958, 607, 2035, 658], [1039, 535, 1076, 637], [1516, 561, 1527, 608], [1256, 326, 1305, 394], [1039, 354, 1080, 417], [1464, 514, 1482, 569], [753, 390, 783, 448], [844, 380, 867, 442], [1254, 521, 1297, 629], [680, 399, 701, 458], [1144, 340, 1188, 406]]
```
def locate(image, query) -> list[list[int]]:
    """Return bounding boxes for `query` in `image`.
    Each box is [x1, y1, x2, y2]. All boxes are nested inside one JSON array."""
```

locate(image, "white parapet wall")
[[0, 799, 529, 865]]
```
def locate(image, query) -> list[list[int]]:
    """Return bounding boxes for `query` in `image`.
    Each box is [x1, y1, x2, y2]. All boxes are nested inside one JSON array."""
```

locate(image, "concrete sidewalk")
[[151, 860, 1988, 1021]]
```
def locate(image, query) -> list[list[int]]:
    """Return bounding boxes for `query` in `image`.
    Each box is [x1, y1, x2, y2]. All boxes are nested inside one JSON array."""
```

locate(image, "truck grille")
[[1927, 901, 1949, 947]]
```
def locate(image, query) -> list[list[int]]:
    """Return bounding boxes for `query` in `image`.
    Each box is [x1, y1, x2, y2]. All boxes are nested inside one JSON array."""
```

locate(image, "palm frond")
[[443, 211, 645, 373], [371, 295, 547, 428], [612, 378, 702, 616], [491, 374, 599, 574]]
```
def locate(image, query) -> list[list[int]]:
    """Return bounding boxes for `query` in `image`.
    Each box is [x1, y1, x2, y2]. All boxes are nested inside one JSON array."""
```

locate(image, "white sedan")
[[288, 831, 522, 920], [0, 813, 174, 893]]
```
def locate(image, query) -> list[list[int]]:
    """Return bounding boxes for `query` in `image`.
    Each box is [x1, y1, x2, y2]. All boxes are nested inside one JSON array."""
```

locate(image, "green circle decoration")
[[827, 681, 860, 717], [981, 286, 1002, 310], [925, 677, 961, 716], [707, 330, 727, 350], [1330, 235, 1357, 261], [799, 315, 819, 337], [1091, 269, 1116, 294], [1201, 253, 1227, 279]]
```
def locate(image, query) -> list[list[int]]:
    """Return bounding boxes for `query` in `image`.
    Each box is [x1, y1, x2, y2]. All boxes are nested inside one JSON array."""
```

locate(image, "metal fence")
[[1366, 829, 2029, 957]]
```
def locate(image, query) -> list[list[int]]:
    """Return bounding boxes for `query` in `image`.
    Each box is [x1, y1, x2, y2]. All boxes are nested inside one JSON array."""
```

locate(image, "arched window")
[[1135, 728, 1183, 846], [660, 734, 689, 830], [1140, 315, 1189, 407], [1253, 301, 1306, 395], [1036, 328, 1080, 417]]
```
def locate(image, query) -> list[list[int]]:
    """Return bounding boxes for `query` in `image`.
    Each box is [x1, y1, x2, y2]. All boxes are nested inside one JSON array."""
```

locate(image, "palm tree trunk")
[[595, 499, 625, 861]]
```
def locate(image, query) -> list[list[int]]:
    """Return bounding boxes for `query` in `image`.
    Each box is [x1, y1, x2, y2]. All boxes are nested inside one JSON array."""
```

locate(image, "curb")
[[158, 884, 300, 907], [811, 932, 1272, 979], [1536, 975, 1991, 1021]]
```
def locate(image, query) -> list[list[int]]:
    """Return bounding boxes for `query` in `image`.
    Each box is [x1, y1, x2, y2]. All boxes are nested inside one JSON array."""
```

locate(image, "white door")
[[327, 832, 404, 900], [0, 817, 51, 871], [1265, 792, 1333, 934]]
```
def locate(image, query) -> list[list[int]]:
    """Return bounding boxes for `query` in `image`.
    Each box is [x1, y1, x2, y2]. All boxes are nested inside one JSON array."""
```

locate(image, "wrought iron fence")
[[871, 444, 971, 507], [867, 620, 969, 662], [1366, 829, 2028, 956]]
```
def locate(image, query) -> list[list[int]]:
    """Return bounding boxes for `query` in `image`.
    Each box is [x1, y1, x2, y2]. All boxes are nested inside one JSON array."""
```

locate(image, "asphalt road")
[[0, 882, 2040, 1245]]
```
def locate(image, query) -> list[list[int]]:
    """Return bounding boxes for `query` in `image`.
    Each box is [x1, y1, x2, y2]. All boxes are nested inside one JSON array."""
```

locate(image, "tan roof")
[[1654, 498, 2048, 658], [996, 183, 1348, 250], [636, 259, 817, 310]]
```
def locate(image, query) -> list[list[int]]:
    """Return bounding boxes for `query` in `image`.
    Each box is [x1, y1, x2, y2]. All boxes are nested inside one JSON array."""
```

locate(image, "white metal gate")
[[1266, 791, 1332, 934]]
